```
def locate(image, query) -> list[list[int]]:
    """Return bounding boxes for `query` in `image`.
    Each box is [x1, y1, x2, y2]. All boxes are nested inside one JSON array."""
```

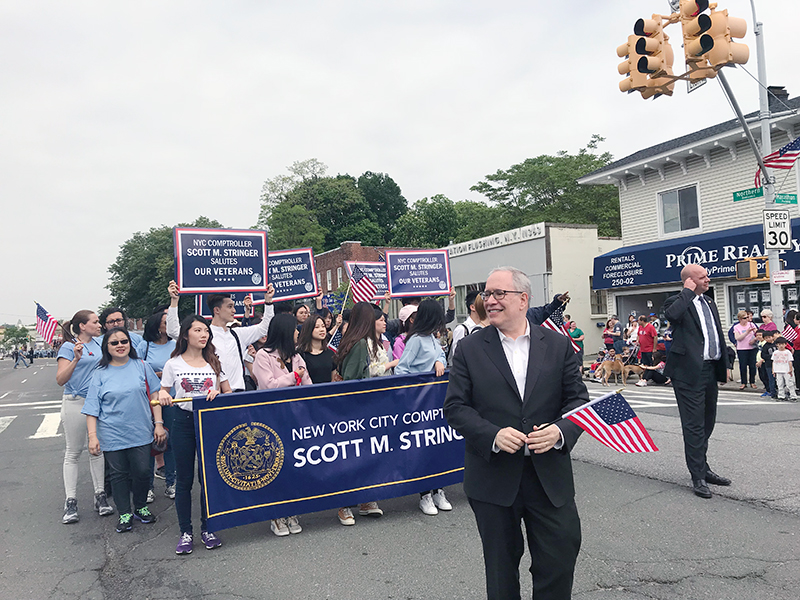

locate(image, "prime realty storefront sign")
[[593, 220, 800, 291]]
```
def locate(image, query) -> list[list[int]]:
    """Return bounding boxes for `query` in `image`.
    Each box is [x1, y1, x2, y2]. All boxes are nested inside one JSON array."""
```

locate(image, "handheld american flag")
[[562, 391, 658, 453], [327, 328, 343, 353], [541, 303, 581, 353], [349, 265, 378, 304], [755, 137, 800, 187], [780, 323, 798, 344], [35, 302, 59, 344]]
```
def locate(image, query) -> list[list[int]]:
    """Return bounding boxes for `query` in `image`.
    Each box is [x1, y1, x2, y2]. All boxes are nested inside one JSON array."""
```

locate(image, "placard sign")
[[344, 261, 388, 301], [196, 293, 266, 319], [385, 249, 451, 297], [174, 228, 268, 294], [268, 248, 319, 302]]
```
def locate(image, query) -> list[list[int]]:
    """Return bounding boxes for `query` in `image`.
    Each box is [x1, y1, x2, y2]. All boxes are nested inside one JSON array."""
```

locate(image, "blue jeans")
[[149, 405, 176, 489], [171, 407, 207, 534], [14, 355, 29, 368], [105, 444, 151, 515]]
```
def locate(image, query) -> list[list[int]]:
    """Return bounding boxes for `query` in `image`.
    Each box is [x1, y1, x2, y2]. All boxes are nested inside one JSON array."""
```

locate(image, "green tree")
[[356, 171, 408, 243], [452, 200, 505, 243], [470, 135, 620, 236], [3, 325, 31, 349], [266, 202, 327, 252], [255, 158, 328, 228], [107, 216, 224, 318], [391, 194, 460, 248]]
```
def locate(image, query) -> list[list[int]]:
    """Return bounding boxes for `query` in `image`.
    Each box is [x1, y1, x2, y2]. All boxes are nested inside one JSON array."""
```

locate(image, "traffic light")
[[735, 259, 758, 280], [706, 9, 749, 68], [617, 34, 649, 93]]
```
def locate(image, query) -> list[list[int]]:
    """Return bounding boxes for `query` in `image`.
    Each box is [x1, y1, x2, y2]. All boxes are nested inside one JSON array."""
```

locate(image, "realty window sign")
[[344, 261, 388, 301], [196, 293, 266, 319], [763, 209, 792, 250], [268, 248, 319, 302], [385, 249, 451, 297], [174, 228, 268, 294]]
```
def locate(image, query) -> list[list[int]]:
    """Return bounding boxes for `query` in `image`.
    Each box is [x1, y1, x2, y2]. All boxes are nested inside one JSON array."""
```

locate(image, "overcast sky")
[[2, 0, 797, 324]]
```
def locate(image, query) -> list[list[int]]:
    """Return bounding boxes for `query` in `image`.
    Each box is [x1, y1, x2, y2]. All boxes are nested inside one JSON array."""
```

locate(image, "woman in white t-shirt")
[[159, 315, 232, 556]]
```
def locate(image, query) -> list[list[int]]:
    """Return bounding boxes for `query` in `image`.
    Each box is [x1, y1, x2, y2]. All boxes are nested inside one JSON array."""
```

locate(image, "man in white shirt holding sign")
[[166, 281, 275, 392]]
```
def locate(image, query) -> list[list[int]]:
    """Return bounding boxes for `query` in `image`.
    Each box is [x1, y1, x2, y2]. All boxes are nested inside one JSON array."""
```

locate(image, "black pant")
[[737, 349, 757, 385], [671, 362, 718, 481], [104, 444, 151, 515], [643, 370, 668, 384], [172, 407, 207, 534], [468, 461, 581, 600], [640, 352, 653, 366]]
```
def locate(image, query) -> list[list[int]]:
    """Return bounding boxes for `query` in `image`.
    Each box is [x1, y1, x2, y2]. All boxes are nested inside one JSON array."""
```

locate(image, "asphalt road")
[[1, 359, 798, 599]]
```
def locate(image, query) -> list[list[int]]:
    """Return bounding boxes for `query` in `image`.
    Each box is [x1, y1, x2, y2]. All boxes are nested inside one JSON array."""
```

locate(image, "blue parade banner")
[[268, 248, 319, 302], [196, 293, 266, 319], [385, 249, 451, 297], [593, 220, 800, 291], [344, 261, 388, 301], [174, 227, 268, 294], [194, 373, 463, 532]]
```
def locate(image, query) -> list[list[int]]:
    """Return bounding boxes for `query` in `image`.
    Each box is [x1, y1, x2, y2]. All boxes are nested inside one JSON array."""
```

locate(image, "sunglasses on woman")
[[108, 339, 130, 346]]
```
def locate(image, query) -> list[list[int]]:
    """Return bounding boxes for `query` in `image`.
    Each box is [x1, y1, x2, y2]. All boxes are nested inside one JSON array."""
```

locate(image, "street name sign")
[[775, 194, 798, 205], [733, 187, 764, 202]]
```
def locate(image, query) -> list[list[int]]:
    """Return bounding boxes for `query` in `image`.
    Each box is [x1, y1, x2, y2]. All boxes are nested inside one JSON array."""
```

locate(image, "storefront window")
[[660, 185, 699, 235], [728, 283, 800, 322]]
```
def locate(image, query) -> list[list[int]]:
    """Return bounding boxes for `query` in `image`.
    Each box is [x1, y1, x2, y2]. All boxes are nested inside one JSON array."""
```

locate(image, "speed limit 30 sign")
[[763, 209, 792, 250]]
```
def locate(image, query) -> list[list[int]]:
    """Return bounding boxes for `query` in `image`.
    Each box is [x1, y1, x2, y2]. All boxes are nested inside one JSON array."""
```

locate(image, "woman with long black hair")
[[253, 313, 311, 537], [56, 310, 111, 524], [82, 328, 166, 533], [334, 302, 386, 525], [297, 314, 336, 384], [394, 300, 451, 516], [159, 315, 231, 555]]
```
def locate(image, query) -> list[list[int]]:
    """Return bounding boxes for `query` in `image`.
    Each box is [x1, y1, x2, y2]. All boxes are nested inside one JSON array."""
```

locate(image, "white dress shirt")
[[692, 294, 721, 361]]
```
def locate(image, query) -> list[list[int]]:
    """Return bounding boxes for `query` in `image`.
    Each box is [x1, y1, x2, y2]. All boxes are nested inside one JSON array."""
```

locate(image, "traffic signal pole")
[[715, 69, 782, 324]]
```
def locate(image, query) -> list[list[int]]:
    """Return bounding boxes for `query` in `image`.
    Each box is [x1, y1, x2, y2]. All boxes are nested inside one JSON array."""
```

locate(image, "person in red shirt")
[[637, 315, 658, 366]]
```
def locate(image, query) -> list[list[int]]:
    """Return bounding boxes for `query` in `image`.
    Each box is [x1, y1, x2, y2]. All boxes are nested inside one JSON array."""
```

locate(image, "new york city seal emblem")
[[216, 422, 284, 491]]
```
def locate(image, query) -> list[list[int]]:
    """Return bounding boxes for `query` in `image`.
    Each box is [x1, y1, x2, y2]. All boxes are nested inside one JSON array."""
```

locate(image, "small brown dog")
[[623, 364, 644, 384], [599, 359, 625, 386]]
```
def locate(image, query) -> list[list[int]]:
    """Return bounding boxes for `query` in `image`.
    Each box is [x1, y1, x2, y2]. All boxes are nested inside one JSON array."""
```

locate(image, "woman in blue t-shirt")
[[56, 310, 110, 525], [142, 310, 177, 502], [82, 328, 166, 533]]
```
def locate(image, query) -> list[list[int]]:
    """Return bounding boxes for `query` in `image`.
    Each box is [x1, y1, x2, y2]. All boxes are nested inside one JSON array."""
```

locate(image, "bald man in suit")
[[663, 264, 732, 499]]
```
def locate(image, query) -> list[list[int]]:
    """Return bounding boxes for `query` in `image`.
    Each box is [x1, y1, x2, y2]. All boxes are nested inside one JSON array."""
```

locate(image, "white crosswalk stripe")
[[585, 380, 787, 408], [28, 412, 62, 439], [0, 415, 17, 434], [0, 413, 63, 439]]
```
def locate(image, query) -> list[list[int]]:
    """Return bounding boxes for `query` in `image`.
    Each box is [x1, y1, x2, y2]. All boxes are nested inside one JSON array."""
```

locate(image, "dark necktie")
[[699, 296, 719, 359]]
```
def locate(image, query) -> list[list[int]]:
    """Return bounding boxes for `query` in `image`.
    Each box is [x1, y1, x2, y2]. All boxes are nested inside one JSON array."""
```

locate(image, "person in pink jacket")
[[252, 313, 312, 537]]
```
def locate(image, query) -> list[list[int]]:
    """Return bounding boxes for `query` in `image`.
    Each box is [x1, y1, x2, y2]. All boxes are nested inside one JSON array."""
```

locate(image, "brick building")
[[314, 241, 408, 294]]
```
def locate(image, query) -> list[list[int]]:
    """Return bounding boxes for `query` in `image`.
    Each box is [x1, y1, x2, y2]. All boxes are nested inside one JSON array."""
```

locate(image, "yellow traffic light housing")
[[706, 9, 749, 68], [618, 35, 649, 93], [735, 259, 758, 280]]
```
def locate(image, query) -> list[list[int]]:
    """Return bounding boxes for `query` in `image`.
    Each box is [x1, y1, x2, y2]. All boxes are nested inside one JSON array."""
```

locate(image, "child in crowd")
[[771, 336, 798, 402], [757, 329, 777, 399], [635, 351, 669, 387], [588, 350, 606, 378]]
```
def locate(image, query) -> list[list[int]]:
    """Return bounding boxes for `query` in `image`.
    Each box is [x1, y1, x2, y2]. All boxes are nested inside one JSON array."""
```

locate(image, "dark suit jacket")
[[443, 325, 589, 508], [662, 288, 727, 384]]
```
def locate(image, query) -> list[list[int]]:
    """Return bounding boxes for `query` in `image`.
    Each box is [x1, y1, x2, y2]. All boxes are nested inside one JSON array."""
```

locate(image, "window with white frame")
[[316, 273, 322, 291], [589, 277, 605, 315], [337, 267, 343, 287], [326, 270, 332, 291], [659, 185, 700, 235]]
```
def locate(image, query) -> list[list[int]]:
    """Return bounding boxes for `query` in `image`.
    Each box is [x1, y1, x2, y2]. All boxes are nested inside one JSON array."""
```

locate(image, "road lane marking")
[[29, 413, 62, 439], [0, 416, 16, 434], [0, 401, 61, 410], [0, 392, 9, 399], [20, 379, 27, 384]]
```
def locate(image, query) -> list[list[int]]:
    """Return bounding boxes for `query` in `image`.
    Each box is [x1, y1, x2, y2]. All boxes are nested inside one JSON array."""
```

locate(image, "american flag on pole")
[[755, 137, 800, 187], [541, 303, 581, 353], [35, 302, 59, 344], [349, 265, 378, 304], [780, 323, 798, 344], [327, 328, 343, 353], [562, 392, 658, 453]]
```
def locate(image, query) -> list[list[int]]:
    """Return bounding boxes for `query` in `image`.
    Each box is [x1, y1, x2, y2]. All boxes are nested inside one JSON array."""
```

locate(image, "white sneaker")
[[270, 518, 290, 537], [338, 507, 355, 525], [146, 489, 155, 503], [286, 515, 302, 534], [432, 489, 452, 511], [635, 380, 648, 387], [419, 493, 438, 515]]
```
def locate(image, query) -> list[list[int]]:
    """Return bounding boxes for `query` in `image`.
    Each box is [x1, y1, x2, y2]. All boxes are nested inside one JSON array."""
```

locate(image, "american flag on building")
[[541, 303, 581, 353], [35, 302, 59, 344], [349, 265, 378, 304], [755, 137, 800, 187], [563, 392, 658, 453], [780, 323, 798, 344]]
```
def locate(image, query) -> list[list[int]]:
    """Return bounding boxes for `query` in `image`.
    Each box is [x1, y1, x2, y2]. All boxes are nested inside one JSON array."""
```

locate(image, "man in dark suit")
[[663, 264, 732, 499], [444, 267, 589, 600]]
